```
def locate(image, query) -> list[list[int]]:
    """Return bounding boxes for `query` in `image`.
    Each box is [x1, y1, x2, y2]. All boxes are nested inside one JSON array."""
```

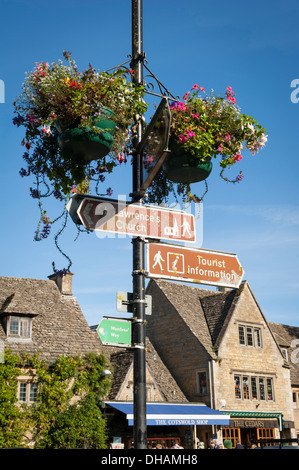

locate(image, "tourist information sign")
[[96, 317, 132, 348], [146, 242, 244, 289], [76, 196, 196, 242]]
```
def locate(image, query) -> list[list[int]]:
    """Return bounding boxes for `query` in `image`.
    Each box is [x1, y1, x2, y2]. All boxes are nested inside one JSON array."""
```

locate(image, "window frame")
[[233, 374, 275, 402], [18, 381, 38, 404], [238, 323, 262, 348], [7, 315, 32, 339], [196, 370, 208, 396]]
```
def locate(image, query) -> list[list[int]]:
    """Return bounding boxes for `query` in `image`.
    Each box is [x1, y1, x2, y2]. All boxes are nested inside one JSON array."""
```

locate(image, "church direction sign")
[[76, 196, 196, 243], [146, 242, 244, 289]]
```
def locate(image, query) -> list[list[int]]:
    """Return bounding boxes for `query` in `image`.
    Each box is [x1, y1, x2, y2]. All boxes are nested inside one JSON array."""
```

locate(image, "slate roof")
[[0, 275, 187, 402], [107, 338, 188, 402], [0, 275, 104, 362], [269, 322, 299, 386], [147, 279, 243, 357]]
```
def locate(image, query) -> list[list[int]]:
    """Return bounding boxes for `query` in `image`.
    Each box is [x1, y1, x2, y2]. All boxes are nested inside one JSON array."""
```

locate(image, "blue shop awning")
[[104, 401, 230, 426]]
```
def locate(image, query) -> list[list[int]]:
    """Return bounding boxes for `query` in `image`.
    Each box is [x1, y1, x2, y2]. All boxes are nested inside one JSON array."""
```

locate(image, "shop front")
[[104, 401, 230, 449], [222, 411, 284, 447]]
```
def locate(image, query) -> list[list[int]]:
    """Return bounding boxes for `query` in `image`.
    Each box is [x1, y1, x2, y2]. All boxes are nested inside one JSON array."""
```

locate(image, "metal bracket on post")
[[130, 97, 171, 201]]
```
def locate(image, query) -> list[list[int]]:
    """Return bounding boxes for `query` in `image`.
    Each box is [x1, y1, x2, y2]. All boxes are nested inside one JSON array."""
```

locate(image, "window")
[[238, 324, 262, 348], [259, 377, 266, 400], [234, 374, 275, 402], [197, 371, 208, 395], [234, 375, 241, 399], [266, 378, 274, 401], [243, 376, 250, 399], [238, 326, 245, 345], [251, 376, 258, 400], [18, 382, 37, 404], [293, 391, 299, 409], [281, 348, 288, 361], [254, 328, 262, 348], [7, 316, 31, 339], [246, 327, 253, 346], [222, 428, 241, 448]]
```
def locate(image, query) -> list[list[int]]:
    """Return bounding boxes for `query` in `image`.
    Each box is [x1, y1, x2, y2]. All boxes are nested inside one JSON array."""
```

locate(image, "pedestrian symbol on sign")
[[152, 250, 165, 271]]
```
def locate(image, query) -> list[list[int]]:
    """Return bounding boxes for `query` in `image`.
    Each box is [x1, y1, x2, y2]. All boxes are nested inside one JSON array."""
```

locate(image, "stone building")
[[1, 273, 225, 449], [269, 322, 299, 438], [1, 272, 298, 448], [0, 272, 104, 362], [103, 338, 190, 448], [146, 279, 296, 446]]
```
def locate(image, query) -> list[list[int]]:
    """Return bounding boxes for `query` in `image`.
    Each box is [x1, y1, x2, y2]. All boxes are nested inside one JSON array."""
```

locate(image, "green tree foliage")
[[0, 351, 112, 448], [0, 351, 31, 447]]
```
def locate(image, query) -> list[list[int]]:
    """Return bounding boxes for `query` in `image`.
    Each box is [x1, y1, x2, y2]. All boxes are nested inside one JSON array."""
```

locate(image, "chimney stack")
[[48, 271, 74, 296]]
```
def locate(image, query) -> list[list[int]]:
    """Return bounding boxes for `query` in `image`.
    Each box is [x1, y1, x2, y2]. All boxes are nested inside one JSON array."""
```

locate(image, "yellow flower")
[[64, 77, 70, 85]]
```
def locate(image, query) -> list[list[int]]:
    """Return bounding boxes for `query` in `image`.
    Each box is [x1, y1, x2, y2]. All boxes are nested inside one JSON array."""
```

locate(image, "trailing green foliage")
[[0, 350, 112, 449], [0, 351, 30, 448]]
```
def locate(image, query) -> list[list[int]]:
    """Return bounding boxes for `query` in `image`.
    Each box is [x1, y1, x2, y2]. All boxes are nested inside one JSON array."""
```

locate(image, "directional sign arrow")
[[75, 196, 196, 242], [96, 317, 132, 348], [146, 242, 244, 289]]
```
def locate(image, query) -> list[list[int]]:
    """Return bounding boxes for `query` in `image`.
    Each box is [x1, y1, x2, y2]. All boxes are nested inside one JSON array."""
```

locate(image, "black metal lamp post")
[[131, 0, 147, 450]]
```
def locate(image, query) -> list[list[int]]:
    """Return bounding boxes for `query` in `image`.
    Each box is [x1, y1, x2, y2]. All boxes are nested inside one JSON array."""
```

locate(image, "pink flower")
[[218, 144, 223, 152], [191, 113, 199, 120], [226, 86, 234, 95], [117, 153, 127, 164], [225, 133, 231, 140], [146, 155, 154, 164], [183, 91, 190, 100], [227, 95, 237, 104], [187, 130, 195, 138], [234, 154, 243, 162], [192, 85, 205, 92], [177, 101, 188, 111], [42, 125, 51, 136], [179, 135, 188, 143]]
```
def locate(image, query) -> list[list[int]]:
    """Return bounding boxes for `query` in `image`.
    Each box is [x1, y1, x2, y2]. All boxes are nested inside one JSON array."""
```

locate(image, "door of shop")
[[223, 427, 275, 447], [240, 427, 257, 444]]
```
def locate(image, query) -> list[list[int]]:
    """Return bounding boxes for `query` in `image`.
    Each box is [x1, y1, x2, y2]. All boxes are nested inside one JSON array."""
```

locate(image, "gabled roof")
[[269, 322, 299, 385], [200, 288, 240, 347], [106, 337, 188, 402], [147, 279, 242, 356], [0, 276, 104, 362]]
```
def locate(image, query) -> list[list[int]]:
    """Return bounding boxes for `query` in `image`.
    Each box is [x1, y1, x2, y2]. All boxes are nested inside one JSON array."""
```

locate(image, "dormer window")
[[7, 316, 32, 339]]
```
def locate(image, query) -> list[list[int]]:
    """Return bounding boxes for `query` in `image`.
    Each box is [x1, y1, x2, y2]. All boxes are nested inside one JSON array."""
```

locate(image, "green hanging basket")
[[58, 107, 116, 163], [163, 137, 213, 184]]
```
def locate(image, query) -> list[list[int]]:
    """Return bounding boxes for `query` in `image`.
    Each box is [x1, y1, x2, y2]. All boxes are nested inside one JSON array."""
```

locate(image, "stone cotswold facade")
[[1, 272, 298, 448], [269, 322, 299, 436], [146, 279, 297, 445], [0, 273, 188, 449]]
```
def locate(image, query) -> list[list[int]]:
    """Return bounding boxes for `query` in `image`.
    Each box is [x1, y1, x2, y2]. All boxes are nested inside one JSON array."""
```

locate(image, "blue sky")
[[1, 0, 299, 328]]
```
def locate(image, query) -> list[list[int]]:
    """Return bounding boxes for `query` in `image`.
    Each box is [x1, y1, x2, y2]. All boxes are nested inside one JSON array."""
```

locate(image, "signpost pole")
[[131, 0, 147, 449]]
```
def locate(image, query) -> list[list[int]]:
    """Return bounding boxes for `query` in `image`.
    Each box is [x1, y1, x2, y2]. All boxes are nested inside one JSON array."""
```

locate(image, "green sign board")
[[96, 317, 132, 348]]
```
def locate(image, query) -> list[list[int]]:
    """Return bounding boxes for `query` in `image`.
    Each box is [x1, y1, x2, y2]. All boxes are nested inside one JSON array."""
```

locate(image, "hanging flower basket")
[[163, 136, 213, 184], [58, 107, 116, 163], [13, 51, 147, 197], [12, 52, 147, 272], [145, 84, 268, 205]]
